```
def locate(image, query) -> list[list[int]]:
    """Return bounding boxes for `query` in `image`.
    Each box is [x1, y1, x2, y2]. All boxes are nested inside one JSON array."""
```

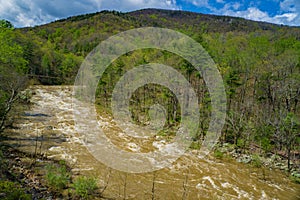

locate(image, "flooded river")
[[3, 86, 300, 199]]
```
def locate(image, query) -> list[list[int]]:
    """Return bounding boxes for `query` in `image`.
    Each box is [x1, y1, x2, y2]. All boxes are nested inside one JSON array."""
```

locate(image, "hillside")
[[17, 9, 300, 84], [7, 7, 299, 156], [0, 9, 300, 198]]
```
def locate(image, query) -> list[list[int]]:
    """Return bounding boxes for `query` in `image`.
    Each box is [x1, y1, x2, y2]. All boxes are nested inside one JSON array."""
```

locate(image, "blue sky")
[[0, 0, 299, 27]]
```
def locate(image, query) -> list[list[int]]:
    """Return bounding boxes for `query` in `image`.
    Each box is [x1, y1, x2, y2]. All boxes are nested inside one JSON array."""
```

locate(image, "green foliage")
[[0, 28, 28, 73], [72, 176, 98, 199], [281, 113, 299, 134], [0, 27, 29, 132], [149, 14, 158, 20], [59, 53, 83, 83], [290, 173, 300, 184], [0, 181, 31, 200], [236, 138, 245, 149], [0, 9, 299, 174], [0, 20, 13, 29], [45, 163, 70, 191], [213, 149, 224, 159], [251, 154, 263, 168], [189, 141, 201, 150], [260, 137, 273, 154], [0, 148, 7, 175], [224, 69, 241, 99], [254, 123, 274, 151]]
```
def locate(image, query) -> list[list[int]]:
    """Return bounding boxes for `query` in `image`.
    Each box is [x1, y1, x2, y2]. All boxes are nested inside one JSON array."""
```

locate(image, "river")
[[3, 85, 300, 200]]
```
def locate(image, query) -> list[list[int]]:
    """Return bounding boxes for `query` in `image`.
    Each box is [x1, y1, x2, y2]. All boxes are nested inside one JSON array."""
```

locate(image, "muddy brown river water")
[[3, 86, 300, 199]]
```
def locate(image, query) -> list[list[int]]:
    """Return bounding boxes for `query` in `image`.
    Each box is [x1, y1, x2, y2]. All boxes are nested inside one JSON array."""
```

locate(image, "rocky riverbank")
[[216, 143, 300, 183], [1, 85, 299, 200], [0, 145, 60, 199]]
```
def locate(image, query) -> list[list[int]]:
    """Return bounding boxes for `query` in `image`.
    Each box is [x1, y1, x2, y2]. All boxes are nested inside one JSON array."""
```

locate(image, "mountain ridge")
[[12, 8, 299, 85], [22, 8, 300, 30]]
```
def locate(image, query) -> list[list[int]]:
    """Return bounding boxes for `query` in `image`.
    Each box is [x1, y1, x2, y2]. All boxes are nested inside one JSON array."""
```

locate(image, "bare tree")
[[100, 167, 112, 195], [151, 172, 157, 200], [0, 70, 28, 132], [182, 168, 190, 200]]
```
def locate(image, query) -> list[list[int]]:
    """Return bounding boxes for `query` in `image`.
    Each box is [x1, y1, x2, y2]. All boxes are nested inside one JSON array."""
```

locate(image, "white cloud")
[[0, 0, 102, 27], [274, 12, 297, 22], [278, 0, 300, 26], [0, 0, 179, 27], [219, 7, 270, 22], [238, 7, 270, 21], [119, 0, 177, 10], [188, 0, 209, 7], [232, 2, 241, 10], [0, 0, 299, 27], [187, 0, 299, 26], [280, 0, 297, 12], [216, 0, 225, 4], [215, 1, 299, 26]]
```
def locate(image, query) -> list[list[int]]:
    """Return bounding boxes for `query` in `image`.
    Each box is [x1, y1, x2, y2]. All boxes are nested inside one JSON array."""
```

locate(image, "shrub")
[[189, 141, 201, 150], [290, 172, 300, 184], [0, 180, 31, 200], [73, 176, 98, 199], [45, 163, 70, 191], [251, 154, 262, 168], [214, 149, 224, 159], [290, 175, 300, 184], [0, 149, 6, 171], [237, 138, 247, 149]]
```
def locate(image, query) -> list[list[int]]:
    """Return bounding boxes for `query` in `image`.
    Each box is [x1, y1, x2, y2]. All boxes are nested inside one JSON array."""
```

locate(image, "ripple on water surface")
[[2, 86, 299, 200]]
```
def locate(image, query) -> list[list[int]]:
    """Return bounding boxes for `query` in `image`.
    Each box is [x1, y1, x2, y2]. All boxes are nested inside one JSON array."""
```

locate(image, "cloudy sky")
[[0, 0, 299, 27]]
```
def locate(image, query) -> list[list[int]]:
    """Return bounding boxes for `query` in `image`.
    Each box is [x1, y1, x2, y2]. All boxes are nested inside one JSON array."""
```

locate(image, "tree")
[[0, 19, 13, 29], [280, 113, 299, 171], [0, 23, 28, 132], [59, 53, 83, 84], [0, 69, 27, 131]]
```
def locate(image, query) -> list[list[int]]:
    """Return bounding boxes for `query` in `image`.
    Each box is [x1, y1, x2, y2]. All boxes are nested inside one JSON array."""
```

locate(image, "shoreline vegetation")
[[0, 87, 298, 199], [0, 8, 299, 199], [0, 132, 299, 199], [213, 143, 300, 183]]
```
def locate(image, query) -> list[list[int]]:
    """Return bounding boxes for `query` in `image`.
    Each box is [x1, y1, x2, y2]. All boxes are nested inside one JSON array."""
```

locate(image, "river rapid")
[[3, 86, 300, 200]]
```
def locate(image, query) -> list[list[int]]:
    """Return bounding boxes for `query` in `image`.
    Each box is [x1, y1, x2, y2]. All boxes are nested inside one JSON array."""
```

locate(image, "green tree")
[[59, 53, 83, 83], [0, 24, 28, 132], [281, 113, 299, 171], [0, 19, 13, 29]]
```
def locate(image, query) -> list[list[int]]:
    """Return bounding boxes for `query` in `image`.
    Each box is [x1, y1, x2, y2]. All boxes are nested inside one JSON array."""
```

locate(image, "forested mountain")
[[15, 9, 299, 83], [1, 8, 300, 172]]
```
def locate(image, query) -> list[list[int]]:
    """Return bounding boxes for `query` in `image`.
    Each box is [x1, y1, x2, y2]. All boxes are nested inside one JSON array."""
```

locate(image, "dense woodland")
[[0, 8, 300, 179]]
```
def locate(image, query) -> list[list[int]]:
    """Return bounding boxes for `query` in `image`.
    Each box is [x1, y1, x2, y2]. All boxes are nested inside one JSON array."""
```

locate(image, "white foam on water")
[[232, 185, 251, 199], [14, 86, 297, 199], [48, 146, 65, 152], [127, 142, 140, 152], [152, 140, 166, 149], [259, 190, 268, 200], [221, 182, 231, 188], [267, 183, 283, 191], [202, 176, 220, 190], [196, 183, 205, 189]]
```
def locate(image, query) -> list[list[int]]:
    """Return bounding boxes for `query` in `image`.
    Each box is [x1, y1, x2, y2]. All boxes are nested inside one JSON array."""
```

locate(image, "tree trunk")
[[287, 144, 291, 172]]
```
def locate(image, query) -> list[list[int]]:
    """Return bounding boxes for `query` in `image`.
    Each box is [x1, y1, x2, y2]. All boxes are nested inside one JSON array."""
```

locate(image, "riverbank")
[[1, 141, 299, 199], [214, 143, 300, 184], [0, 143, 110, 199], [1, 85, 299, 199], [0, 144, 61, 199]]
